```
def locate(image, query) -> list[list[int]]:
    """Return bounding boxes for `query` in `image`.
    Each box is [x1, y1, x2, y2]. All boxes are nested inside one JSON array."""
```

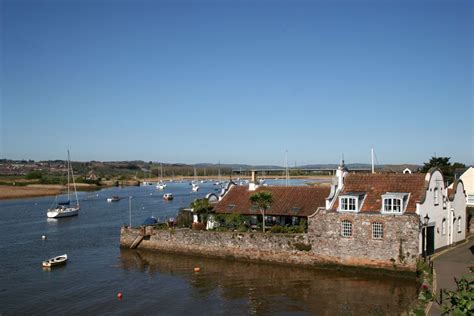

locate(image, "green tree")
[[190, 198, 213, 223], [421, 157, 466, 183], [250, 191, 273, 233]]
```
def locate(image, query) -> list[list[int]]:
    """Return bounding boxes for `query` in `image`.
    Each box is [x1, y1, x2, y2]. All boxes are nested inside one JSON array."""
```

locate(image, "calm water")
[[0, 180, 417, 315]]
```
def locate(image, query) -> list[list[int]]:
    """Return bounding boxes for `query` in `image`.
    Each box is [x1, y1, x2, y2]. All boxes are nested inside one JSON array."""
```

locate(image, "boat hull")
[[42, 254, 68, 267], [47, 207, 79, 218]]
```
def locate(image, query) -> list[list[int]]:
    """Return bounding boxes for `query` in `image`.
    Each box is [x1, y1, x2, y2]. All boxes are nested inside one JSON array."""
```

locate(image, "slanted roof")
[[333, 173, 427, 213], [213, 185, 330, 217]]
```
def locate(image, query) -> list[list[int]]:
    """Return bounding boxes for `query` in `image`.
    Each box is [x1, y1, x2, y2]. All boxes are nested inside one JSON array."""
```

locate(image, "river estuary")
[[0, 180, 417, 315]]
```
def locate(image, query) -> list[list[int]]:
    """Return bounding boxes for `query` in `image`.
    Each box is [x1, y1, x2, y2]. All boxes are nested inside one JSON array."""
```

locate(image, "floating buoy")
[[117, 292, 123, 299], [42, 235, 47, 240], [194, 267, 200, 273]]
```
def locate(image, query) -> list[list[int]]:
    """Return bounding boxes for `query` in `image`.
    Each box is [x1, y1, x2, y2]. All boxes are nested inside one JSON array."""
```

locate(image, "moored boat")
[[107, 196, 120, 202], [42, 254, 68, 267], [163, 193, 173, 200], [47, 150, 80, 219]]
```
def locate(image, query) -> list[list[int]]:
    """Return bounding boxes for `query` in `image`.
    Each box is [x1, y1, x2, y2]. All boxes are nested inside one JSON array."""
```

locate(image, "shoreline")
[[0, 184, 102, 200]]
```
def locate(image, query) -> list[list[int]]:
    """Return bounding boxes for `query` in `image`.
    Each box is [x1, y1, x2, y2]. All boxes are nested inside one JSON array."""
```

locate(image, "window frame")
[[457, 216, 462, 233], [341, 220, 353, 238], [441, 218, 446, 235], [371, 222, 384, 240], [434, 187, 439, 206], [382, 197, 403, 214], [339, 196, 358, 212]]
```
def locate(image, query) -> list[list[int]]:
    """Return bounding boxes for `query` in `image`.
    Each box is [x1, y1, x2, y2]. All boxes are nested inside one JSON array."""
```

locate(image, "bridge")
[[231, 168, 372, 175]]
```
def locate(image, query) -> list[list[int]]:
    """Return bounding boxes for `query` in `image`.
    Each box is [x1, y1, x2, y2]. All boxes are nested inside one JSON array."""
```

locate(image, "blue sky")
[[1, 0, 472, 165]]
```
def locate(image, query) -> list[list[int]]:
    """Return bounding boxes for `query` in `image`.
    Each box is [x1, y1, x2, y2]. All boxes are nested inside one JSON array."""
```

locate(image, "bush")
[[269, 224, 306, 234], [25, 171, 43, 179], [176, 209, 193, 228], [294, 243, 312, 251], [442, 277, 474, 315], [270, 225, 285, 233]]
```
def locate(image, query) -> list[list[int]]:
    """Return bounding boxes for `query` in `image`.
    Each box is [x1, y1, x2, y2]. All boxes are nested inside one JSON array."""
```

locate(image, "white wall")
[[459, 167, 474, 206], [448, 181, 467, 244], [418, 170, 467, 254], [418, 170, 447, 253]]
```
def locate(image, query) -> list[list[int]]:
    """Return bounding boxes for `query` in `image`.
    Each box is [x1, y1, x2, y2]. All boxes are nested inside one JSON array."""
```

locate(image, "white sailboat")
[[47, 150, 80, 218], [156, 163, 166, 190], [192, 167, 199, 192]]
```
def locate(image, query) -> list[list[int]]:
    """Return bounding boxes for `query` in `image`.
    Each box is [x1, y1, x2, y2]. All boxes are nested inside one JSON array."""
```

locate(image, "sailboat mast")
[[66, 150, 71, 201], [69, 150, 79, 207]]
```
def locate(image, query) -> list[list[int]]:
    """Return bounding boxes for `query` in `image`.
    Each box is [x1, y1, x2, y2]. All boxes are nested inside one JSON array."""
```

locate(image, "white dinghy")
[[42, 254, 68, 268]]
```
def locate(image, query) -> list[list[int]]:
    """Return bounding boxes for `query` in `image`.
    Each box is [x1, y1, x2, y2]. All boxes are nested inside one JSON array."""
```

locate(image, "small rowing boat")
[[42, 254, 68, 268]]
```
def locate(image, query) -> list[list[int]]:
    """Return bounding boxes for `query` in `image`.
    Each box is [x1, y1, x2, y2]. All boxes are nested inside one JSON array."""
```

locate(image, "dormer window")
[[339, 192, 365, 212], [341, 197, 357, 211], [381, 193, 409, 214]]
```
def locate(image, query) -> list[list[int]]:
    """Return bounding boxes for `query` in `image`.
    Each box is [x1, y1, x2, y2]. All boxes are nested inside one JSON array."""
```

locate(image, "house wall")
[[448, 181, 467, 244], [308, 210, 419, 270], [460, 167, 474, 206], [418, 170, 447, 252]]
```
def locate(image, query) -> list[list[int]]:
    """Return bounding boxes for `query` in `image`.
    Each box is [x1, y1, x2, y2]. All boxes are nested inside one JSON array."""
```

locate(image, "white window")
[[340, 197, 357, 212], [381, 193, 408, 214], [467, 195, 474, 206], [458, 217, 462, 233], [341, 220, 352, 237], [434, 187, 439, 205], [383, 198, 402, 213], [372, 222, 383, 239], [442, 219, 446, 235]]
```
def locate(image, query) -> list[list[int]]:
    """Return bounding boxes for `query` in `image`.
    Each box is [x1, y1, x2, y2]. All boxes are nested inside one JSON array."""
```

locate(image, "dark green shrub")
[[294, 243, 312, 251], [270, 225, 284, 233]]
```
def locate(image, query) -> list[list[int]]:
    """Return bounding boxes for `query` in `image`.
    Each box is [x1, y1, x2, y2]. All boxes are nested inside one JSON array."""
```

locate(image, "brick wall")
[[308, 210, 420, 270]]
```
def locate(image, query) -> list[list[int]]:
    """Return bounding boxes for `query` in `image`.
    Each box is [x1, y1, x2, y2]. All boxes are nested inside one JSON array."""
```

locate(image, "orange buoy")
[[117, 292, 123, 299], [194, 267, 200, 272]]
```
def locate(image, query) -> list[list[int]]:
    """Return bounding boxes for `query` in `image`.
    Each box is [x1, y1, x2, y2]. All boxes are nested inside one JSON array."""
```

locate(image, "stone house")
[[308, 163, 467, 269]]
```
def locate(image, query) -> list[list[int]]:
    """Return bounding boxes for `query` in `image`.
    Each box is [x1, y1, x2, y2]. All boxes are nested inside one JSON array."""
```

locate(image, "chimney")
[[249, 170, 259, 191]]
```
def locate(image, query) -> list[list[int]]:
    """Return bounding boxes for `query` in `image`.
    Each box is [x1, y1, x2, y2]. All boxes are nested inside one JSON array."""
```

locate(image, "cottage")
[[213, 184, 330, 227], [308, 162, 467, 269]]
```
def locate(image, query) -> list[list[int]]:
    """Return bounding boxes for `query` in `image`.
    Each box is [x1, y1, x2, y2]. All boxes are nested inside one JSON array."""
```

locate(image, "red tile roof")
[[332, 173, 427, 213], [213, 185, 331, 217]]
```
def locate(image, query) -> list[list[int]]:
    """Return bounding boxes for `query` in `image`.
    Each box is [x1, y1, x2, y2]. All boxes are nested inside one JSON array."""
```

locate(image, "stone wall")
[[121, 213, 419, 271], [308, 210, 419, 270], [121, 227, 318, 266]]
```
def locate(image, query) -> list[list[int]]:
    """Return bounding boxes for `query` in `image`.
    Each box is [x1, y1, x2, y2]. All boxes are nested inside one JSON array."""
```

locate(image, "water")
[[0, 181, 417, 315]]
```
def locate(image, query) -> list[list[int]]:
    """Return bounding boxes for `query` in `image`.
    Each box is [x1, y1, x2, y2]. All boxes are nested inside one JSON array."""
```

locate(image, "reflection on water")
[[120, 249, 417, 315]]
